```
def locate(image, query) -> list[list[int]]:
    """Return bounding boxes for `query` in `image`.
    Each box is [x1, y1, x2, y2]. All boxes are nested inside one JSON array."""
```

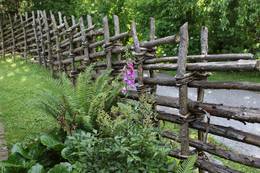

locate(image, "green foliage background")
[[1, 0, 259, 55]]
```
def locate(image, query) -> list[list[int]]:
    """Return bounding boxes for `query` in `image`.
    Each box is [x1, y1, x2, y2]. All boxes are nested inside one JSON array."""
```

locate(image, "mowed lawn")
[[0, 58, 57, 145]]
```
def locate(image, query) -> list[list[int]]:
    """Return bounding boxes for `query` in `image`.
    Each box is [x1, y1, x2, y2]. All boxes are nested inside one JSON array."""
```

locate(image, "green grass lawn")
[[0, 58, 57, 145], [163, 71, 260, 83], [208, 71, 260, 83]]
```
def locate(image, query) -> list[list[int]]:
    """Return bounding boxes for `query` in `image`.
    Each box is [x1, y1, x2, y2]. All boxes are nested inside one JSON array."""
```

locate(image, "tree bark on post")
[[131, 21, 145, 95], [42, 11, 53, 76], [197, 26, 208, 173], [8, 14, 16, 60], [149, 17, 157, 94], [64, 16, 77, 86], [50, 12, 62, 72], [20, 13, 27, 61], [37, 11, 45, 66], [176, 22, 189, 156], [32, 11, 41, 64], [103, 16, 112, 69], [0, 14, 4, 59], [87, 15, 96, 54], [79, 16, 90, 66], [113, 15, 122, 61]]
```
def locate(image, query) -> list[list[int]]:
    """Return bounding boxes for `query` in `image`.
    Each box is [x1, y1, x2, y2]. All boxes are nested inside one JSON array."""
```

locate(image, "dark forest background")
[[0, 0, 259, 56]]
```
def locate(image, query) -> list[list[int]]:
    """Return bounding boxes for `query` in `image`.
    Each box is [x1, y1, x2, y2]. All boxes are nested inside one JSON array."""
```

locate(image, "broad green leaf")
[[28, 163, 45, 173], [11, 143, 31, 160], [47, 162, 72, 173], [40, 134, 64, 151]]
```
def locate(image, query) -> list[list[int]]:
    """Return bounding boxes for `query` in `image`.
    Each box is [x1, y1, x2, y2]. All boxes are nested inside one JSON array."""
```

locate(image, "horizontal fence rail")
[[0, 10, 259, 173]]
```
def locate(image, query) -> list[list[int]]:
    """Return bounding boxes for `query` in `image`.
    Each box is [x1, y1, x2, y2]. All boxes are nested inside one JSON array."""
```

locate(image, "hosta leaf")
[[28, 163, 45, 173], [40, 134, 64, 151], [47, 162, 72, 173], [11, 143, 31, 160]]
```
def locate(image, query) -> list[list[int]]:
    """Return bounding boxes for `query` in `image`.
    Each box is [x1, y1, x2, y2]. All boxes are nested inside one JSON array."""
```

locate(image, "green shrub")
[[0, 66, 196, 173], [62, 98, 170, 172], [36, 66, 122, 135]]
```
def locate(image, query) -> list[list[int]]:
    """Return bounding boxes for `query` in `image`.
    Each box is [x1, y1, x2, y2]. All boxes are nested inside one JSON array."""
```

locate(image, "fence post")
[[32, 11, 41, 63], [176, 22, 189, 156], [58, 12, 63, 25], [149, 17, 157, 94], [197, 26, 208, 173], [131, 21, 145, 94], [8, 14, 16, 60], [103, 16, 112, 69], [113, 15, 122, 61], [50, 12, 62, 72], [79, 16, 90, 66], [20, 13, 28, 61], [0, 14, 5, 59], [64, 16, 77, 86], [42, 11, 53, 75], [37, 11, 45, 66], [87, 15, 96, 55]]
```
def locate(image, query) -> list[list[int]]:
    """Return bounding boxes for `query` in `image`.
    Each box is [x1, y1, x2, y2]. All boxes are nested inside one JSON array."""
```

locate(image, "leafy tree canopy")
[[1, 0, 259, 55]]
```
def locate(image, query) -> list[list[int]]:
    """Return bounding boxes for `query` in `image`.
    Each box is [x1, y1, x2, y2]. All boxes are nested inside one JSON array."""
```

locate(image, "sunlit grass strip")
[[0, 57, 57, 145]]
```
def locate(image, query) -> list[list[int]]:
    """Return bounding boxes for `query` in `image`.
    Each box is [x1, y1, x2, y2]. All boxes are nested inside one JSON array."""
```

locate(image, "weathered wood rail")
[[0, 10, 259, 172]]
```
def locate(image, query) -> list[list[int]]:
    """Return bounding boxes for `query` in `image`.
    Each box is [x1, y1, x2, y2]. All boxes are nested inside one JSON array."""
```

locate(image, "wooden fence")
[[0, 10, 260, 173]]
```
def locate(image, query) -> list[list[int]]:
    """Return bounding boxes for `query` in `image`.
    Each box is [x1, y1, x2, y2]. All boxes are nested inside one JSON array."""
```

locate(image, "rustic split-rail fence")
[[0, 10, 260, 173]]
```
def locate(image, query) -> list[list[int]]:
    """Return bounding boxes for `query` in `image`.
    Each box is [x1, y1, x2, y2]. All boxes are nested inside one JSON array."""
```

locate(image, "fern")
[[176, 155, 197, 173], [36, 65, 123, 135]]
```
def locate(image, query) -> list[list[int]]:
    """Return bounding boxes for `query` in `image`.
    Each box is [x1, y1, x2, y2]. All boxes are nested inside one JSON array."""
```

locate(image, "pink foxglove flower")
[[122, 62, 136, 94]]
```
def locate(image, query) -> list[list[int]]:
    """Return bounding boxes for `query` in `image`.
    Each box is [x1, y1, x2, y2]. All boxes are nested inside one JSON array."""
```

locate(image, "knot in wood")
[[82, 41, 89, 48], [103, 42, 113, 52], [144, 52, 156, 59], [175, 73, 197, 86], [66, 28, 72, 33], [132, 51, 146, 57], [69, 52, 75, 58], [56, 48, 62, 53]]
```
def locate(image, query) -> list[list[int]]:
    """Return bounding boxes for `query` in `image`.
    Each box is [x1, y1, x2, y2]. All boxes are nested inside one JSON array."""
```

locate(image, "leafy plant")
[[176, 155, 197, 173], [0, 67, 197, 172], [36, 66, 122, 135], [61, 97, 171, 173]]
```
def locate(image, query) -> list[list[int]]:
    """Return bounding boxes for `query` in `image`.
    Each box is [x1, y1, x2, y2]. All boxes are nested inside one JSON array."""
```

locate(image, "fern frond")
[[176, 155, 197, 173]]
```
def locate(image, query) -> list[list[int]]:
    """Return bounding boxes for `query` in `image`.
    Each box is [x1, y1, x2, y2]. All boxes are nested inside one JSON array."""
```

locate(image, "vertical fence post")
[[58, 12, 63, 25], [131, 21, 145, 94], [37, 11, 46, 66], [71, 15, 76, 26], [149, 17, 157, 94], [197, 26, 208, 173], [0, 14, 5, 59], [20, 13, 28, 61], [32, 11, 41, 63], [103, 16, 112, 69], [87, 15, 96, 54], [113, 15, 122, 61], [51, 12, 62, 72], [42, 11, 53, 75], [64, 16, 77, 86], [176, 22, 189, 156], [8, 14, 16, 60], [79, 16, 90, 66]]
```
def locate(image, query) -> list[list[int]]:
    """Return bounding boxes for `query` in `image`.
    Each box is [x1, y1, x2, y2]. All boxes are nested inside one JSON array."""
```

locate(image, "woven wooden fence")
[[1, 10, 260, 173]]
